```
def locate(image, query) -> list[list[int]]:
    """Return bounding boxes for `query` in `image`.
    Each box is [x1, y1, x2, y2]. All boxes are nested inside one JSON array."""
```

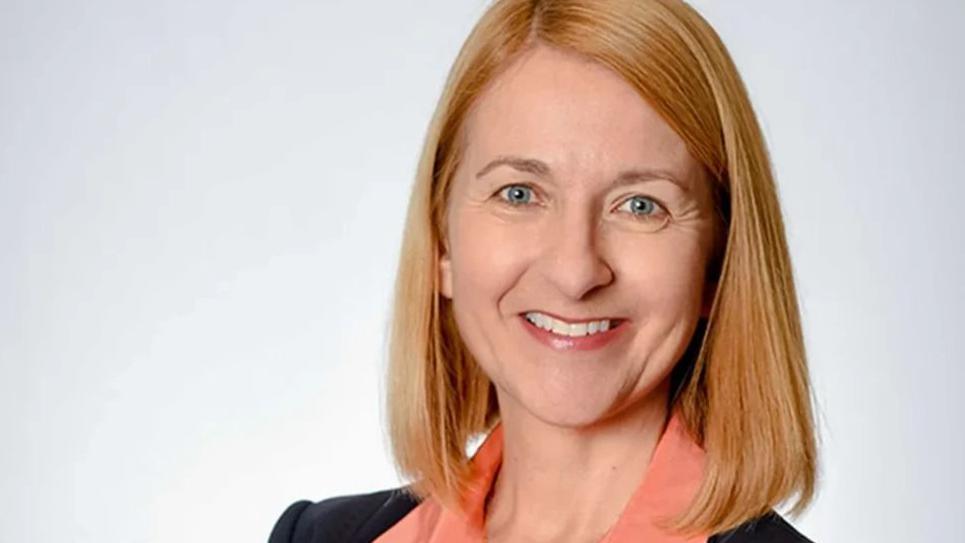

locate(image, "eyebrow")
[[474, 155, 690, 192]]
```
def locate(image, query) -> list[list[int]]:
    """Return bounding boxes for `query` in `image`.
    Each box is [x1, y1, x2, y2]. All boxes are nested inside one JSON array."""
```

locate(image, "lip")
[[519, 314, 629, 352]]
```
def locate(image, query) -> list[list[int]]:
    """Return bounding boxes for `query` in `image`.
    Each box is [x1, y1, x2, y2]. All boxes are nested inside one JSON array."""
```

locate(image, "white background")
[[2, 1, 963, 541]]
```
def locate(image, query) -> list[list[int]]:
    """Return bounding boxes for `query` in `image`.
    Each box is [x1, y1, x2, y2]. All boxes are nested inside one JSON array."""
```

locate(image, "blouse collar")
[[376, 408, 710, 542]]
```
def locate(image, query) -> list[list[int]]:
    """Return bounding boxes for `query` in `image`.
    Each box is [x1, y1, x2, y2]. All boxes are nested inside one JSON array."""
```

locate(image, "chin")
[[499, 370, 671, 431], [514, 385, 629, 430], [534, 411, 614, 430]]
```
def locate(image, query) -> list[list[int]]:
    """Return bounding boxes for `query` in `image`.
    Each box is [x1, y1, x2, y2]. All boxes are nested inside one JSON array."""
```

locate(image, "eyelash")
[[493, 183, 669, 221]]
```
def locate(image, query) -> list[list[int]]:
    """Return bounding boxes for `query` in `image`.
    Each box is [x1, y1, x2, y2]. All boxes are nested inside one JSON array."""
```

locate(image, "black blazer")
[[269, 486, 814, 543]]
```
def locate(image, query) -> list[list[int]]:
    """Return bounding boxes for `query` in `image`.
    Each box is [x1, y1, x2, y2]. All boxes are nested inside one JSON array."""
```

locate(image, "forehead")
[[461, 45, 697, 183]]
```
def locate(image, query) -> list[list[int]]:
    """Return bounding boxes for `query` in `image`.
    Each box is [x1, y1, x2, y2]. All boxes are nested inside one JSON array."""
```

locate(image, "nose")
[[538, 207, 614, 300]]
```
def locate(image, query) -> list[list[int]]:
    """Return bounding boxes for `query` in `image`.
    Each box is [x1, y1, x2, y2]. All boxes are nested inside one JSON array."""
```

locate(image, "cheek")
[[613, 232, 708, 311], [446, 210, 536, 381], [450, 209, 535, 299]]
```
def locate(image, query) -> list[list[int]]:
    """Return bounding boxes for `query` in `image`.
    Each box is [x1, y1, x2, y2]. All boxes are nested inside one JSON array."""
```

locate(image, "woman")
[[270, 0, 818, 541]]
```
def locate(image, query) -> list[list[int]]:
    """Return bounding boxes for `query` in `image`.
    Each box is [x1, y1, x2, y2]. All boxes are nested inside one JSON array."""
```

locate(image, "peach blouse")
[[375, 409, 710, 543]]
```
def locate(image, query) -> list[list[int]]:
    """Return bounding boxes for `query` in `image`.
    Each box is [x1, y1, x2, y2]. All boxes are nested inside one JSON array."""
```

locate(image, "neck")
[[484, 380, 672, 543]]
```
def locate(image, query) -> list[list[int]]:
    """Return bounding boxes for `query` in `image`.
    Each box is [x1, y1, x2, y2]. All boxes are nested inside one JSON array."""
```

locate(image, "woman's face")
[[439, 45, 719, 428]]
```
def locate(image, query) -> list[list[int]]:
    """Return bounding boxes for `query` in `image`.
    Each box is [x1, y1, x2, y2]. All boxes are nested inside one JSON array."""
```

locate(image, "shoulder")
[[268, 490, 812, 543], [709, 510, 814, 543], [268, 486, 421, 543]]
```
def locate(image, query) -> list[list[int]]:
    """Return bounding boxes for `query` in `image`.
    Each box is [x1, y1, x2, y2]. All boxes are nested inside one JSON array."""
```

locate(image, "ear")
[[439, 249, 453, 300]]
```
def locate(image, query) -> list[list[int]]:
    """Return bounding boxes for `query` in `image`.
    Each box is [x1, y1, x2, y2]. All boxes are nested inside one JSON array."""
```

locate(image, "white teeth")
[[551, 319, 568, 335], [524, 312, 615, 338]]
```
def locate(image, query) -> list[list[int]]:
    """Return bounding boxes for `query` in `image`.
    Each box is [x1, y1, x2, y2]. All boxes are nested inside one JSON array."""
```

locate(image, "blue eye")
[[616, 195, 667, 221], [497, 184, 536, 206]]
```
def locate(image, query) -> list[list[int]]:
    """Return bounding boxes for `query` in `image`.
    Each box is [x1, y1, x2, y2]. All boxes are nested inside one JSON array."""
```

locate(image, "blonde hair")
[[385, 0, 818, 536]]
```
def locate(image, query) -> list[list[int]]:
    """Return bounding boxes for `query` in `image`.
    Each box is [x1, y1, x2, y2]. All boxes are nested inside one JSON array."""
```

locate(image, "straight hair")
[[385, 0, 818, 536]]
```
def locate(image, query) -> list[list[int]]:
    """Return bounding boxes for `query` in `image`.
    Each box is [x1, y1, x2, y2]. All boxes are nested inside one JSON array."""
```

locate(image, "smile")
[[519, 311, 628, 352], [523, 311, 618, 337]]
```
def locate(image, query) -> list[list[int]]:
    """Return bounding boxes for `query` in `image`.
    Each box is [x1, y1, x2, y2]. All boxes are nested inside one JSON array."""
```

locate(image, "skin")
[[438, 44, 719, 543]]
